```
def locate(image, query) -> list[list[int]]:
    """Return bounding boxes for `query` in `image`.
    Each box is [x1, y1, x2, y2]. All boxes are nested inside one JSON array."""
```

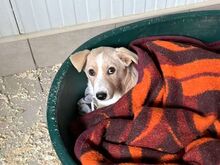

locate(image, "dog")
[[70, 47, 138, 111]]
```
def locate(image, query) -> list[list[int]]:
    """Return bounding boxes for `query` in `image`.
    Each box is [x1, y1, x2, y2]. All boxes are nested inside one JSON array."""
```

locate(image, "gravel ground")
[[0, 64, 61, 165]]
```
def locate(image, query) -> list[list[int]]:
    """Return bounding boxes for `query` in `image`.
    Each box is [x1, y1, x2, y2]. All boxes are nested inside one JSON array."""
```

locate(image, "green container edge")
[[47, 10, 220, 165]]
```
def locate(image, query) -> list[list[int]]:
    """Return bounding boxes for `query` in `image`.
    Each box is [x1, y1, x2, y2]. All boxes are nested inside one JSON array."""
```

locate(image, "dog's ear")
[[69, 50, 90, 72], [116, 47, 138, 66]]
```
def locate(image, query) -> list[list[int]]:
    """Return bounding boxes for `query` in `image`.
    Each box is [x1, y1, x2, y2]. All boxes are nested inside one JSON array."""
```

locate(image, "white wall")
[[0, 0, 19, 37], [0, 0, 209, 38]]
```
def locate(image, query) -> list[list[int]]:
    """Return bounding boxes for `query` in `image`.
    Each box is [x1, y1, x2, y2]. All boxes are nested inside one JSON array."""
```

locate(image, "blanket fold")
[[71, 36, 220, 165]]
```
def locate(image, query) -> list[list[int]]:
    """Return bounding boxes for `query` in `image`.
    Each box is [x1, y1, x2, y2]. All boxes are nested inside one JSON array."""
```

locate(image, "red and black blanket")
[[71, 36, 220, 165]]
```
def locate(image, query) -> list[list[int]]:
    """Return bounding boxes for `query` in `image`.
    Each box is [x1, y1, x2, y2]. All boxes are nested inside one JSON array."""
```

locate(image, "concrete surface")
[[29, 24, 115, 67], [0, 40, 35, 76], [0, 64, 61, 165]]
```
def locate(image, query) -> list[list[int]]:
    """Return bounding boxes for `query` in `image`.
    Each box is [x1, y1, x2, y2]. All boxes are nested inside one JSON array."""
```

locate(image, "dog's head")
[[70, 47, 138, 107]]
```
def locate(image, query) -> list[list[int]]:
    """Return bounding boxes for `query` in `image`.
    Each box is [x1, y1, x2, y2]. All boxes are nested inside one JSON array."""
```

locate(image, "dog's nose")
[[96, 92, 107, 100]]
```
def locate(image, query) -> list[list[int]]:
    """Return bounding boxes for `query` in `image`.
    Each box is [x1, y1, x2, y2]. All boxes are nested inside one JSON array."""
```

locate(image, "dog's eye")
[[107, 67, 116, 75], [88, 69, 95, 76]]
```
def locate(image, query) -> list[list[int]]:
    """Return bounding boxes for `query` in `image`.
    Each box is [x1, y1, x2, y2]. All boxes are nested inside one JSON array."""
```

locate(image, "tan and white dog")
[[70, 47, 138, 110]]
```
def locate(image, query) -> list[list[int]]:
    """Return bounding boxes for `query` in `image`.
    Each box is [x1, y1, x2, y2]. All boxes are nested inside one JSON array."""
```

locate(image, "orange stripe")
[[90, 120, 110, 143], [167, 124, 183, 148], [214, 120, 220, 138], [80, 150, 105, 165], [193, 114, 216, 133], [154, 86, 165, 106], [131, 108, 163, 144], [100, 112, 109, 119], [185, 137, 214, 152], [153, 40, 195, 52], [163, 79, 169, 104], [161, 59, 220, 79], [132, 69, 151, 118], [182, 76, 220, 96], [128, 146, 142, 161], [160, 154, 178, 162]]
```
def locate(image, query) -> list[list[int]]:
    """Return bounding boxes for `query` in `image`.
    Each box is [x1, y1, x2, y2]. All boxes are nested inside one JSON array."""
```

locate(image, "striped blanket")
[[72, 36, 220, 165]]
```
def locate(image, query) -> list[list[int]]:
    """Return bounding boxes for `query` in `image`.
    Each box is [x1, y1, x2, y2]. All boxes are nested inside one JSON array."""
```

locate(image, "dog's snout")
[[96, 92, 107, 100]]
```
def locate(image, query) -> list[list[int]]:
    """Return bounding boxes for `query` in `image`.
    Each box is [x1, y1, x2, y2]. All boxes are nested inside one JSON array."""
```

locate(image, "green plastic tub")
[[47, 11, 220, 165]]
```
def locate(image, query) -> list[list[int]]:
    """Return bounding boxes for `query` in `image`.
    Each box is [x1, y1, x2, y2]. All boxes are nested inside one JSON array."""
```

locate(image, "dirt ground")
[[0, 64, 61, 165]]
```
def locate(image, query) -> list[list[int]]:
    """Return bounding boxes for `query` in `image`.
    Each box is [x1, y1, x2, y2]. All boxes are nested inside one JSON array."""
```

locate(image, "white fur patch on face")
[[94, 53, 108, 95], [87, 80, 94, 94], [96, 92, 122, 108]]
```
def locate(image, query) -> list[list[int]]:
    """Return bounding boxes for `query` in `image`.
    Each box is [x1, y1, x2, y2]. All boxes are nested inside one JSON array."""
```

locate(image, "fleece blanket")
[[71, 36, 220, 165]]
